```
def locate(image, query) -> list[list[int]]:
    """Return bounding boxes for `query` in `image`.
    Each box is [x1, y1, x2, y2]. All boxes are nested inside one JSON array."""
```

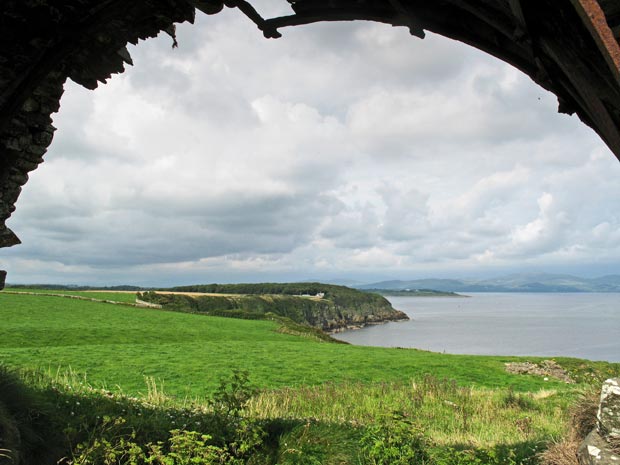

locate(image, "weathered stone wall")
[[0, 72, 65, 249], [578, 378, 620, 464]]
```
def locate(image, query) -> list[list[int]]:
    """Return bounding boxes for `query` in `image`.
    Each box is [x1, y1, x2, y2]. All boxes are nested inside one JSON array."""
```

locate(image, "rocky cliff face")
[[299, 299, 409, 333], [319, 305, 409, 333], [138, 289, 409, 333]]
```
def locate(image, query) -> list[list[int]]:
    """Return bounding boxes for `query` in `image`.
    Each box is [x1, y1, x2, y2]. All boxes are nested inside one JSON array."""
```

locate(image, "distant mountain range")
[[7, 273, 620, 293], [355, 273, 620, 293]]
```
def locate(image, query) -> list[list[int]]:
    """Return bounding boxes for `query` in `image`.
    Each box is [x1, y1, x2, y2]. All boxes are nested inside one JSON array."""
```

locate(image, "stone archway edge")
[[570, 0, 620, 87]]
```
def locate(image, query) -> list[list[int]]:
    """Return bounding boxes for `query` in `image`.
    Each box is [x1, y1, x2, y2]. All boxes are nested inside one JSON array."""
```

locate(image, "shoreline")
[[379, 293, 469, 298], [327, 316, 409, 334], [331, 293, 620, 362]]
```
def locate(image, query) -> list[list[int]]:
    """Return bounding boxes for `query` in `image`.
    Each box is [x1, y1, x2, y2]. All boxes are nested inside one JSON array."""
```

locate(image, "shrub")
[[502, 389, 536, 411], [66, 371, 265, 465], [69, 425, 237, 465], [207, 370, 265, 460], [359, 411, 429, 465]]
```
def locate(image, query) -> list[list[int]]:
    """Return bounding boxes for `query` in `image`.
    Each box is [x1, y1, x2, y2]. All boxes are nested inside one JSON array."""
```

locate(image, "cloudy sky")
[[3, 3, 620, 286]]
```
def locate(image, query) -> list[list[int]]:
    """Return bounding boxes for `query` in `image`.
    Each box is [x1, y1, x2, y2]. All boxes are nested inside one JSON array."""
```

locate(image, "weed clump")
[[538, 388, 599, 465], [359, 411, 428, 465]]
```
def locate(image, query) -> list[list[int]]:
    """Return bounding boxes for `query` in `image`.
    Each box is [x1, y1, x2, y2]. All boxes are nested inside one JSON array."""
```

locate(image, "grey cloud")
[[126, 55, 260, 128], [127, 60, 193, 95], [50, 84, 134, 162], [8, 186, 337, 267], [319, 203, 380, 249], [378, 186, 431, 242]]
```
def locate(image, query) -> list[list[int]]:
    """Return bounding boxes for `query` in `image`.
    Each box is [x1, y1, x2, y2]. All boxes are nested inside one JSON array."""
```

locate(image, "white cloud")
[[3, 10, 620, 285], [504, 193, 568, 256]]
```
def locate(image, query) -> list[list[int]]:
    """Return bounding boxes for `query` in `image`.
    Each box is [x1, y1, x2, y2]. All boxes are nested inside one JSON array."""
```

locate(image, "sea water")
[[334, 293, 620, 362]]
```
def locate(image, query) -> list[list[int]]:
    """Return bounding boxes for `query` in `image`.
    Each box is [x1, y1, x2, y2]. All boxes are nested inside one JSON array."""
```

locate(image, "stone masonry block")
[[578, 429, 620, 465], [599, 378, 620, 439]]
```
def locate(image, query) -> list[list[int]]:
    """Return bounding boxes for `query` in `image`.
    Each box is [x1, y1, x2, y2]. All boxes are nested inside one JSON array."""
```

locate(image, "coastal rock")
[[321, 308, 408, 333]]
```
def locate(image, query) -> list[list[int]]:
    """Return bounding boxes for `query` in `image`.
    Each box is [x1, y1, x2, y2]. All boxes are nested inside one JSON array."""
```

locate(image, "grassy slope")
[[2, 291, 619, 464], [1, 292, 612, 399]]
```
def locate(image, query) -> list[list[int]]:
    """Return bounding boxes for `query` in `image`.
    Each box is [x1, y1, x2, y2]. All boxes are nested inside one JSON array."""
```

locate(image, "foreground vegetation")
[[0, 291, 617, 464], [2, 366, 596, 465]]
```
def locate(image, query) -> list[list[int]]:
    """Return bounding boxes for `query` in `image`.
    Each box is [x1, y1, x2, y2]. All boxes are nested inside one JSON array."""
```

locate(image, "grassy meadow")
[[0, 291, 594, 396], [1, 288, 139, 303], [0, 290, 618, 464]]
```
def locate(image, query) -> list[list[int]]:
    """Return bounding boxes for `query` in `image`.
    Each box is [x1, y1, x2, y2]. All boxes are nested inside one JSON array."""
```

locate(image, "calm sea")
[[334, 293, 620, 362]]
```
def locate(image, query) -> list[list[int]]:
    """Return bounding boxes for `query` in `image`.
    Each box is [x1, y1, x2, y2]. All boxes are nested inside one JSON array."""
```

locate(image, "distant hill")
[[362, 288, 465, 297], [300, 278, 366, 287], [5, 284, 147, 291], [358, 279, 467, 291], [356, 273, 620, 293]]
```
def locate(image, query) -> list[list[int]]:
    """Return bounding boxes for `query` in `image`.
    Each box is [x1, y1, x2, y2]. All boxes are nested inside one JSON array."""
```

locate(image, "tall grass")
[[0, 361, 611, 465], [2, 367, 576, 465], [248, 375, 570, 447]]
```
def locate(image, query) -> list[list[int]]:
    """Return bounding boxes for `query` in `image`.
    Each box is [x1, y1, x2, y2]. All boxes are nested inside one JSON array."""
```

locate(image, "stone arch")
[[1, 0, 620, 286]]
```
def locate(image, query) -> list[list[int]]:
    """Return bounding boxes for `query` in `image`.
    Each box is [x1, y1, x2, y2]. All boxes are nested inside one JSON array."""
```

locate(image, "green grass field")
[[1, 291, 618, 465], [0, 292, 601, 397], [2, 288, 139, 303]]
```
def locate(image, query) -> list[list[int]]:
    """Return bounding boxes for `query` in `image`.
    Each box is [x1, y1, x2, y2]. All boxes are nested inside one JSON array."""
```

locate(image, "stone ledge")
[[578, 429, 620, 465], [579, 378, 620, 465]]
